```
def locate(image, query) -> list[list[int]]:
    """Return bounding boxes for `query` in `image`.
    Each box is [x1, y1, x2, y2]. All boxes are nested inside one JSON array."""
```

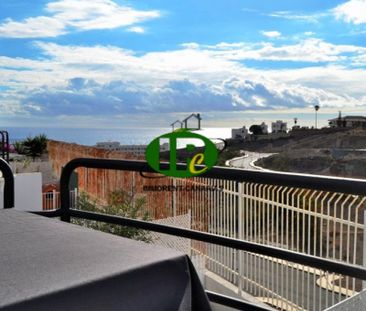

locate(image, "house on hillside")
[[272, 120, 287, 133], [329, 112, 366, 129], [95, 142, 157, 156], [260, 122, 268, 134], [231, 126, 248, 140]]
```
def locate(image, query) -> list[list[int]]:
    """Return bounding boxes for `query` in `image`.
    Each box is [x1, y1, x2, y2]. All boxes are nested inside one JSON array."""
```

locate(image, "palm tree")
[[22, 134, 48, 160], [314, 105, 320, 129]]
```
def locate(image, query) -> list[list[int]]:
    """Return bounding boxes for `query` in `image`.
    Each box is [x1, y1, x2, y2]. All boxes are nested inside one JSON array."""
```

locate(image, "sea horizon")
[[6, 126, 233, 146]]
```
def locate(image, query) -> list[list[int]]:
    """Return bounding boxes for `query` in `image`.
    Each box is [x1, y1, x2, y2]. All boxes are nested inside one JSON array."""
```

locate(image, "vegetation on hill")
[[218, 128, 366, 178], [14, 134, 48, 160], [256, 148, 366, 178], [249, 124, 264, 135], [73, 189, 151, 242]]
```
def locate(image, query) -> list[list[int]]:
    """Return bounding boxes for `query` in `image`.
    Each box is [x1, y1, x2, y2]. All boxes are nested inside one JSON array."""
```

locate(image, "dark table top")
[[0, 209, 211, 311]]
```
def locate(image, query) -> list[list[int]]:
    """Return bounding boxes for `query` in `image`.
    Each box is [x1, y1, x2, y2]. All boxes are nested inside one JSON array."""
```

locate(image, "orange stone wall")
[[47, 140, 208, 222]]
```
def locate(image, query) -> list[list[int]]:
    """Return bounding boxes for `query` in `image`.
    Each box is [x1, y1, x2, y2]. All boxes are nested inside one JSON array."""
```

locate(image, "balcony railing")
[[0, 131, 10, 163], [42, 189, 78, 211], [0, 158, 14, 209], [3, 157, 366, 310], [50, 159, 366, 310]]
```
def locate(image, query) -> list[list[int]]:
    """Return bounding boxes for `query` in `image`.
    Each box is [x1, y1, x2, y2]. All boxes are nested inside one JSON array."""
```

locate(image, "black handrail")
[[50, 157, 366, 311], [0, 157, 14, 209], [0, 131, 5, 160], [68, 208, 366, 280], [60, 158, 366, 198], [0, 131, 10, 163]]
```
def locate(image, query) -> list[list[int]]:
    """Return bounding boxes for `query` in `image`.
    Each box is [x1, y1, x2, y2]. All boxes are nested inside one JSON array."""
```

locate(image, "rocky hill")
[[240, 128, 366, 152], [256, 148, 366, 178], [226, 128, 366, 178]]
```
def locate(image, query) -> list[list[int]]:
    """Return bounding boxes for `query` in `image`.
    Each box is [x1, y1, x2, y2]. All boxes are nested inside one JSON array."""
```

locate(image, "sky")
[[0, 0, 366, 129]]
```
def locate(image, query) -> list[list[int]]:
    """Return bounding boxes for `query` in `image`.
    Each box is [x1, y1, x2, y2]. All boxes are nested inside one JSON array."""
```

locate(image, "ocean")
[[6, 127, 232, 146]]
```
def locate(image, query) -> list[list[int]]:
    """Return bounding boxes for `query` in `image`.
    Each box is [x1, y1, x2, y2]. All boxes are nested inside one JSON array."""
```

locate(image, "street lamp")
[[314, 105, 320, 129]]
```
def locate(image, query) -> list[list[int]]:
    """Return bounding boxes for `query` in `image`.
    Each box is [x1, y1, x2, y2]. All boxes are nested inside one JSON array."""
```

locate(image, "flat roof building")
[[272, 120, 287, 133], [231, 126, 248, 140], [329, 113, 366, 129]]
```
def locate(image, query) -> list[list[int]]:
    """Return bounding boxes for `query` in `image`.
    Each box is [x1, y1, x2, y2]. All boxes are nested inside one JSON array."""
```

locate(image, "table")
[[0, 209, 212, 311]]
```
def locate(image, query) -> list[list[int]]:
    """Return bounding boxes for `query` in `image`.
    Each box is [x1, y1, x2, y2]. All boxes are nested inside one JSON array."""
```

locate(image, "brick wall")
[[47, 140, 208, 221]]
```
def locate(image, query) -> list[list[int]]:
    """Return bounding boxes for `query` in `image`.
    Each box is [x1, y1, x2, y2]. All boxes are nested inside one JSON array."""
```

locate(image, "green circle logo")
[[146, 130, 218, 178]]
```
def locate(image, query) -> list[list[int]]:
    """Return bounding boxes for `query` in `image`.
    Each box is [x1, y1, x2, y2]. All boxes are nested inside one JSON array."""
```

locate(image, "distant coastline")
[[6, 127, 232, 146]]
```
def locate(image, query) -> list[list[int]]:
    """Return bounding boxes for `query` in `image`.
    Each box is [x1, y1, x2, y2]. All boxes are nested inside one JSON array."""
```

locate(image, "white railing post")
[[74, 188, 78, 208], [238, 182, 243, 297], [52, 189, 56, 210]]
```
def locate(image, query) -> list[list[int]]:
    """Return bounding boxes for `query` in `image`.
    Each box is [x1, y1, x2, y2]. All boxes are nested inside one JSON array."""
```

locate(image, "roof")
[[329, 116, 366, 121], [170, 120, 183, 126], [182, 113, 201, 122]]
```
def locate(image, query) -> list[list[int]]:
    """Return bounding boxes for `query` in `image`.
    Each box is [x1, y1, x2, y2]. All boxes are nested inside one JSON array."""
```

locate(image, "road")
[[206, 246, 345, 311], [227, 151, 274, 170]]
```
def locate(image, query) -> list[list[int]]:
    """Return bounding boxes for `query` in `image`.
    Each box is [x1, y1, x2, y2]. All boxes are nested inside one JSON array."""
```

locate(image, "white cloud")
[[1, 40, 366, 118], [261, 31, 281, 38], [265, 65, 366, 97], [0, 16, 65, 38], [333, 0, 366, 25], [47, 0, 160, 30], [267, 11, 327, 23], [270, 2, 366, 26], [304, 31, 315, 36], [190, 38, 366, 63], [19, 77, 361, 117], [351, 53, 366, 66], [127, 26, 145, 34], [0, 0, 160, 38]]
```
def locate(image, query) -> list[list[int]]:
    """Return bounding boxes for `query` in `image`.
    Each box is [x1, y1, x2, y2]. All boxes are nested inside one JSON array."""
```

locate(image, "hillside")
[[256, 149, 366, 178], [238, 128, 366, 152], [223, 128, 366, 178]]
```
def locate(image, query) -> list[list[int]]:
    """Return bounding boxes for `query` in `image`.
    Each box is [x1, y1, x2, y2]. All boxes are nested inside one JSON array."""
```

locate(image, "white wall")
[[231, 127, 248, 139], [0, 172, 42, 211], [14, 173, 42, 211]]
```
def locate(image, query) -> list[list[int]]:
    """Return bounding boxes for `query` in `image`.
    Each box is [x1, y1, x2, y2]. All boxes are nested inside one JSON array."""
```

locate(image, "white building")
[[96, 142, 169, 156], [260, 122, 268, 134], [95, 142, 147, 156], [231, 126, 248, 140], [117, 145, 147, 156], [272, 120, 287, 133], [95, 141, 120, 150], [329, 114, 366, 129]]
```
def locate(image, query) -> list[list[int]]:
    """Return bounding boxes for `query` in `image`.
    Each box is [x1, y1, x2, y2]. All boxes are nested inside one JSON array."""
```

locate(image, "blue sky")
[[0, 0, 366, 128]]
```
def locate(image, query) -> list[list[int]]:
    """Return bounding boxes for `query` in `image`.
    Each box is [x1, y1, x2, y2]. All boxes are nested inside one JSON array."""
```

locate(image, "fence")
[[325, 289, 366, 311], [56, 159, 366, 311], [186, 178, 366, 311], [124, 176, 366, 310], [42, 189, 78, 210]]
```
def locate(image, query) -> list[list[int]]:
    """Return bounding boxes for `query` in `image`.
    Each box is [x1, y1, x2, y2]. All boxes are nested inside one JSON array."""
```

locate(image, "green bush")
[[13, 141, 27, 154], [16, 134, 48, 160], [73, 190, 151, 242]]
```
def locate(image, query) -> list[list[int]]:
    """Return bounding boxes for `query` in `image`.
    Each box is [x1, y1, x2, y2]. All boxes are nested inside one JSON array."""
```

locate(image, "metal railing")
[[187, 177, 366, 310], [31, 158, 366, 311], [42, 189, 78, 211], [325, 289, 366, 310], [0, 157, 14, 209], [0, 131, 10, 163]]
